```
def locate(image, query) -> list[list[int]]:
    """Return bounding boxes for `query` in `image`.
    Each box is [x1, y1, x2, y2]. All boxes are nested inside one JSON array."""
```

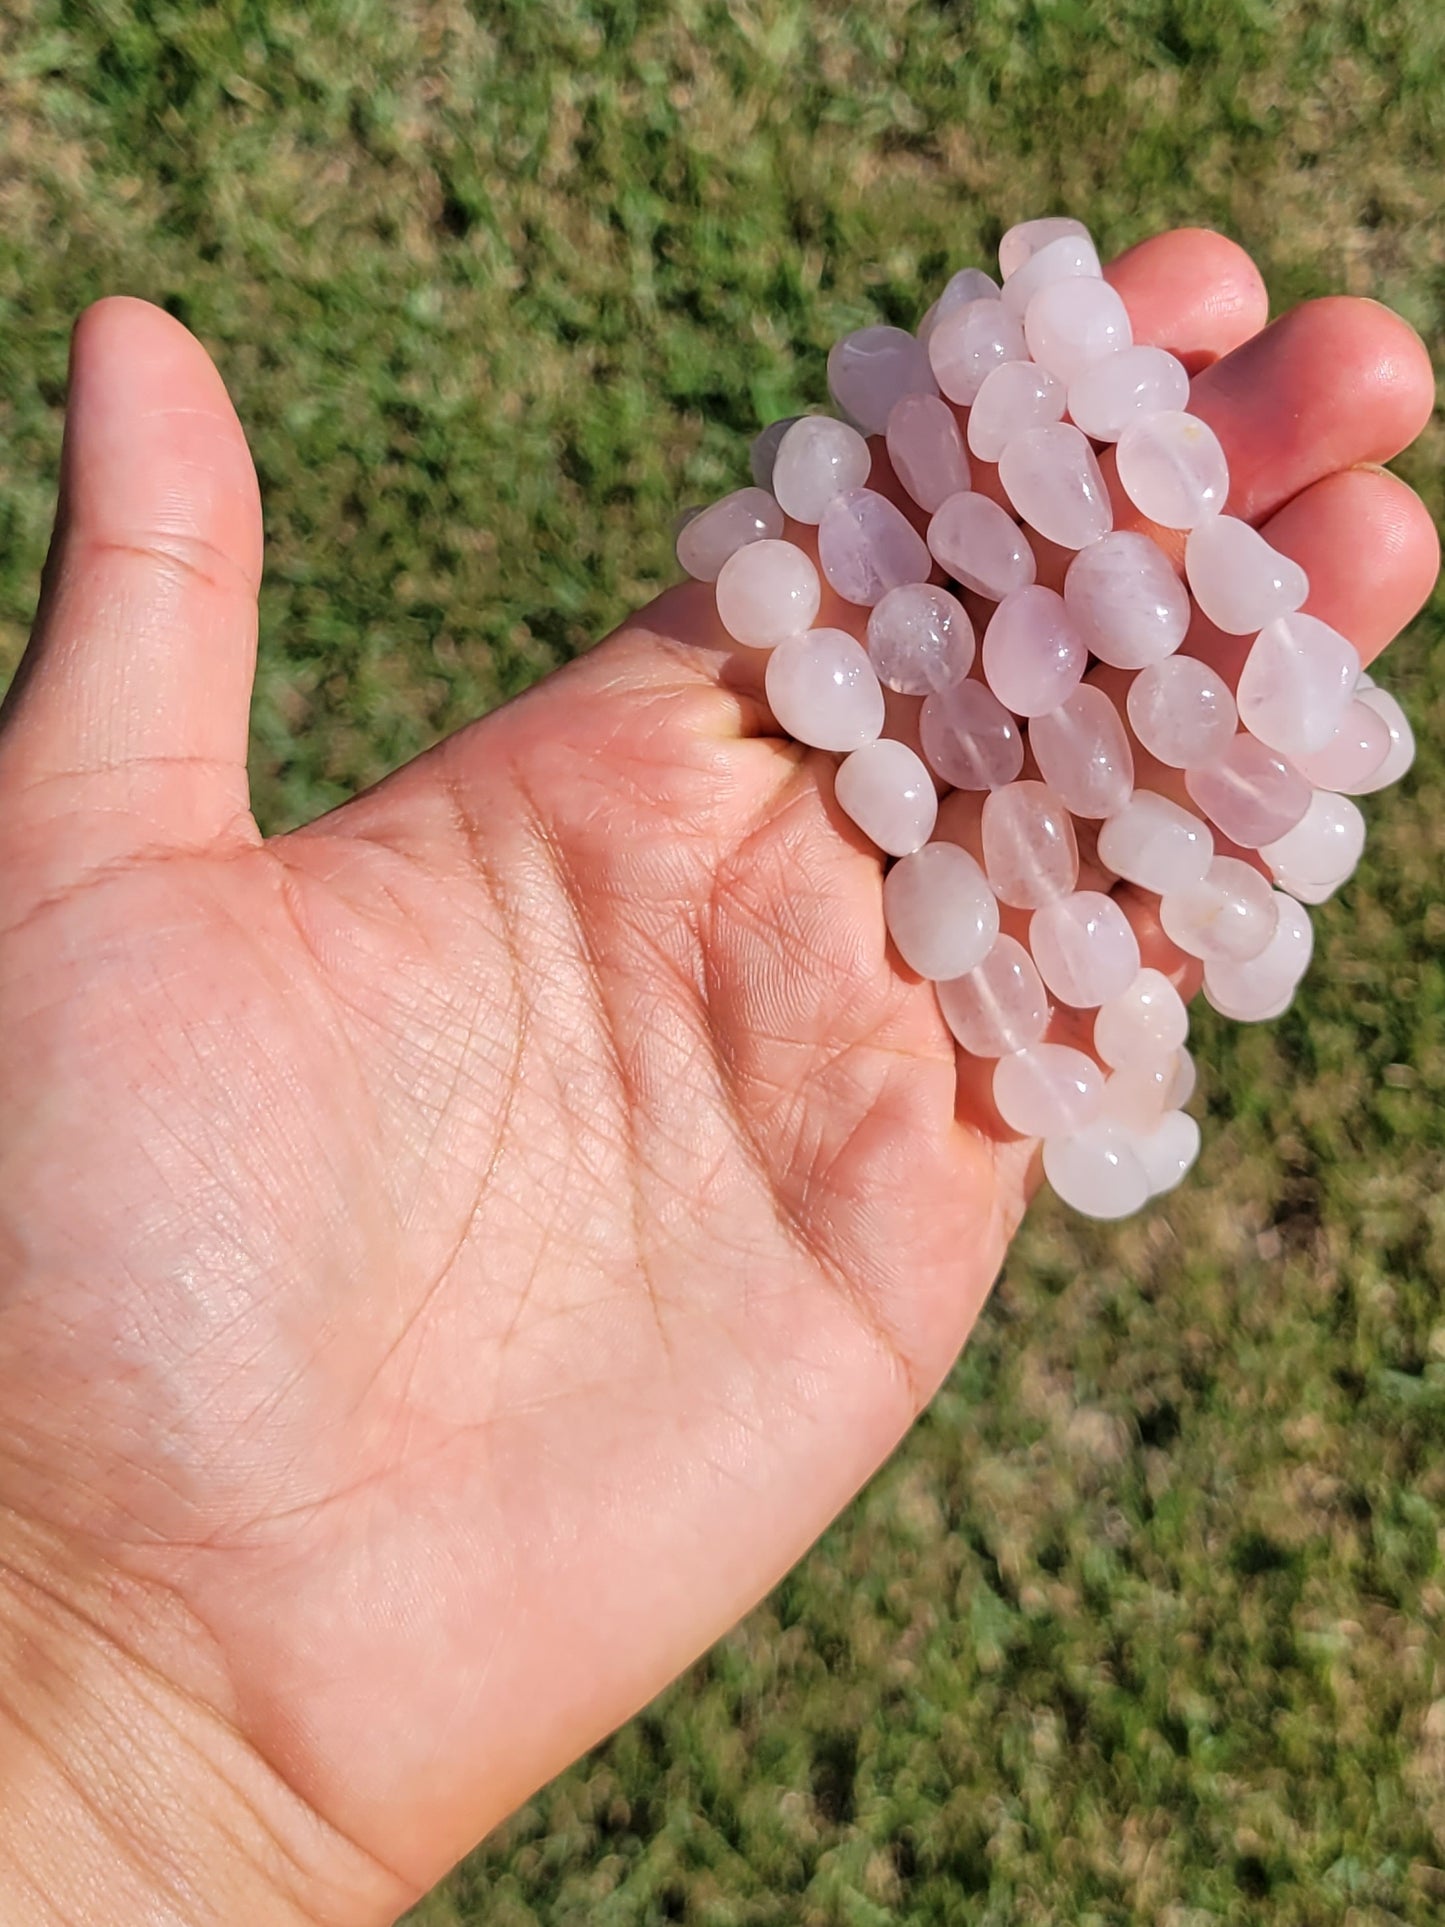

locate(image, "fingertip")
[[1107, 226, 1269, 368]]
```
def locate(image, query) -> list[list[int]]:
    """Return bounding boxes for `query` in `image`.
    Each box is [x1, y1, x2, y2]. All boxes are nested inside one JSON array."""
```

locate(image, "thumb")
[[0, 297, 264, 865]]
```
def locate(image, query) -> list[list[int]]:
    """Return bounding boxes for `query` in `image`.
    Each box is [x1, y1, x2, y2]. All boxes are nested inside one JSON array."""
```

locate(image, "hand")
[[0, 230, 1433, 1923]]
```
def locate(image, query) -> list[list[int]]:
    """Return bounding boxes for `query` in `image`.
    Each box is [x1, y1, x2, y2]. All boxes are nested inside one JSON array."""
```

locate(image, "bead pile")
[[675, 216, 1417, 1221]]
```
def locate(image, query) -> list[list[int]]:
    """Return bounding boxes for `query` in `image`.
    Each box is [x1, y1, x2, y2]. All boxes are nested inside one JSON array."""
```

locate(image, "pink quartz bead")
[[1115, 410, 1230, 529], [1094, 968, 1189, 1070], [1022, 277, 1133, 385], [927, 491, 1037, 599], [998, 216, 1094, 280], [827, 325, 936, 434], [1129, 1108, 1201, 1196], [1159, 855, 1279, 963], [1289, 699, 1391, 792], [715, 538, 821, 648], [1100, 1059, 1175, 1133], [1184, 734, 1312, 848], [885, 392, 971, 513], [771, 417, 872, 523], [1063, 531, 1191, 669], [1029, 684, 1135, 819], [993, 1043, 1105, 1137], [764, 629, 885, 752], [1184, 514, 1308, 633], [835, 739, 938, 857], [675, 487, 785, 581], [982, 586, 1087, 718], [997, 422, 1112, 550], [999, 232, 1102, 321], [1029, 890, 1141, 1007], [817, 488, 932, 607], [1041, 1126, 1151, 1221], [866, 583, 975, 695], [1353, 686, 1415, 793], [1168, 1050, 1197, 1110], [1259, 791, 1365, 903], [919, 268, 1001, 344], [966, 360, 1066, 463], [1203, 892, 1314, 1021], [919, 679, 1024, 789], [1066, 344, 1190, 441], [749, 416, 801, 489], [981, 779, 1079, 908], [1126, 655, 1238, 768], [883, 842, 999, 981], [1237, 611, 1360, 757], [928, 299, 1026, 405], [1095, 790, 1213, 893], [936, 935, 1050, 1057]]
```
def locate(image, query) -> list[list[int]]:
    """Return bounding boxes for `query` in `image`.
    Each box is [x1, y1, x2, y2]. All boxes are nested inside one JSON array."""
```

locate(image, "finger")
[[0, 297, 263, 852], [1104, 225, 1269, 370]]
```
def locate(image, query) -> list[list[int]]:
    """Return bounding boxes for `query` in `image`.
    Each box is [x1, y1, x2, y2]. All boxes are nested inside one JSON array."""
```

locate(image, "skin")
[[0, 228, 1435, 1924]]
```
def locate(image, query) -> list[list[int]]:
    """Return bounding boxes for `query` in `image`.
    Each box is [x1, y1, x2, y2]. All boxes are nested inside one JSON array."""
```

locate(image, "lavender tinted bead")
[[764, 629, 885, 751], [919, 268, 1002, 345], [982, 586, 1087, 718], [1184, 734, 1313, 848], [981, 780, 1079, 908], [749, 416, 801, 490], [997, 422, 1112, 550], [883, 842, 999, 980], [966, 360, 1066, 463], [866, 583, 976, 695], [929, 299, 1027, 405], [885, 392, 971, 513], [827, 325, 936, 434], [919, 680, 1025, 789], [834, 739, 938, 857], [1029, 890, 1141, 1007], [1237, 612, 1360, 756], [1023, 277, 1133, 385], [1029, 684, 1135, 819], [1184, 515, 1308, 633], [998, 216, 1094, 280], [771, 417, 872, 524], [675, 487, 785, 581], [1066, 345, 1190, 442], [817, 488, 932, 607], [1063, 531, 1191, 669], [1115, 410, 1230, 529], [927, 491, 1037, 599], [936, 934, 1050, 1057]]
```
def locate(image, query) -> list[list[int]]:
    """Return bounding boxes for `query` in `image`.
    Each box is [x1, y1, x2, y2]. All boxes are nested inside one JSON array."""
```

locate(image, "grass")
[[1, 2, 1443, 1920]]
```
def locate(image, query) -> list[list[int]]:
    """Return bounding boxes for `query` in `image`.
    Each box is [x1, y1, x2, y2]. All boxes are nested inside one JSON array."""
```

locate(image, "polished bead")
[[1258, 791, 1365, 903], [1129, 1109, 1201, 1196], [981, 779, 1079, 907], [993, 1043, 1105, 1137], [1023, 276, 1133, 384], [1203, 893, 1314, 1020], [929, 299, 1027, 406], [998, 216, 1094, 280], [966, 360, 1066, 463], [715, 538, 820, 648], [1167, 1049, 1197, 1110], [835, 739, 938, 857], [982, 586, 1087, 717], [1063, 531, 1191, 668], [1159, 855, 1279, 963], [817, 488, 932, 606], [1096, 791, 1213, 892], [1100, 1058, 1176, 1132], [919, 268, 1001, 344], [1127, 655, 1238, 768], [764, 629, 885, 751], [999, 232, 1102, 321], [997, 422, 1112, 549], [1029, 890, 1141, 1007], [883, 842, 999, 980], [927, 491, 1037, 600], [1184, 515, 1308, 633], [1352, 686, 1416, 793], [936, 934, 1050, 1057], [827, 325, 936, 434], [1115, 410, 1230, 529], [919, 679, 1025, 789], [1042, 1126, 1150, 1220], [1029, 684, 1135, 818], [1237, 612, 1360, 756], [885, 392, 971, 513], [1289, 699, 1391, 792], [771, 417, 872, 523], [1094, 968, 1190, 1070], [866, 583, 975, 695], [749, 416, 801, 490], [675, 487, 785, 581], [1185, 735, 1312, 848], [1066, 344, 1190, 441]]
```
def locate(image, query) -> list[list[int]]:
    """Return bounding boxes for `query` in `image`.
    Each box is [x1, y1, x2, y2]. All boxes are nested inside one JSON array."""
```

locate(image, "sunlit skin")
[[0, 229, 1435, 1923]]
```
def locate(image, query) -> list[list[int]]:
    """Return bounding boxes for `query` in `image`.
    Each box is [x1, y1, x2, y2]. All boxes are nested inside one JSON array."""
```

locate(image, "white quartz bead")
[[827, 325, 936, 434], [929, 299, 1027, 405], [1023, 277, 1133, 385], [1029, 684, 1135, 818], [1094, 968, 1190, 1070], [771, 417, 872, 523], [919, 679, 1025, 789], [1029, 890, 1141, 1007], [993, 1043, 1105, 1137], [1127, 655, 1238, 768], [1066, 345, 1190, 441], [1096, 791, 1213, 892], [981, 780, 1079, 908], [1042, 1126, 1150, 1220], [1259, 790, 1365, 903], [885, 393, 971, 513], [749, 416, 801, 489], [1203, 892, 1314, 1020], [927, 491, 1038, 599], [866, 583, 976, 695], [1129, 1109, 1201, 1196], [1159, 855, 1279, 963], [883, 842, 999, 980], [764, 629, 885, 751], [997, 422, 1112, 550], [982, 586, 1087, 717], [936, 934, 1050, 1057], [998, 216, 1094, 281], [835, 739, 938, 857], [715, 538, 821, 648], [1115, 410, 1230, 529], [1352, 686, 1415, 792], [675, 487, 786, 581], [1289, 699, 1391, 792], [1184, 734, 1312, 848], [1236, 611, 1360, 757], [966, 360, 1066, 463], [1100, 1058, 1176, 1132], [817, 488, 932, 606], [1167, 1049, 1197, 1110], [919, 268, 1002, 344], [1184, 515, 1308, 633], [1063, 531, 1191, 669], [999, 232, 1102, 321]]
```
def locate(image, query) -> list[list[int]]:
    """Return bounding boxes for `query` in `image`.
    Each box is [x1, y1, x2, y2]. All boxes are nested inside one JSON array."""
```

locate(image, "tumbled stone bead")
[[1066, 344, 1190, 441], [1029, 890, 1141, 1007], [1202, 892, 1314, 1020], [1184, 734, 1312, 848], [1029, 684, 1135, 818], [835, 739, 938, 857], [885, 393, 971, 513], [866, 583, 975, 696], [827, 325, 936, 434], [1159, 855, 1279, 963], [998, 216, 1094, 280], [883, 842, 999, 980], [1237, 611, 1360, 757], [981, 779, 1079, 908], [981, 586, 1086, 718], [966, 360, 1066, 463], [993, 1043, 1105, 1138], [1258, 791, 1365, 903], [771, 417, 872, 524], [1289, 699, 1391, 791], [1352, 686, 1416, 793], [997, 422, 1112, 550], [675, 487, 786, 582], [1096, 790, 1213, 893], [749, 416, 801, 490], [1115, 410, 1230, 529], [929, 299, 1026, 405], [1126, 655, 1237, 768], [919, 268, 1001, 344], [1184, 514, 1308, 634], [715, 538, 821, 648], [764, 629, 885, 751], [1042, 1127, 1150, 1220], [1063, 531, 1190, 669], [1094, 967, 1189, 1070], [927, 491, 1037, 599], [999, 232, 1102, 321], [1168, 1049, 1197, 1110], [1100, 1057, 1176, 1133], [1023, 277, 1133, 385], [1129, 1108, 1201, 1196], [919, 679, 1024, 789], [817, 488, 932, 607], [936, 934, 1049, 1057]]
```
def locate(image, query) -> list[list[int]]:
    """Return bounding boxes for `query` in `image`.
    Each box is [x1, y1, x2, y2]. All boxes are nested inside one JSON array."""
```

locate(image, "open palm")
[[0, 229, 1434, 1923]]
